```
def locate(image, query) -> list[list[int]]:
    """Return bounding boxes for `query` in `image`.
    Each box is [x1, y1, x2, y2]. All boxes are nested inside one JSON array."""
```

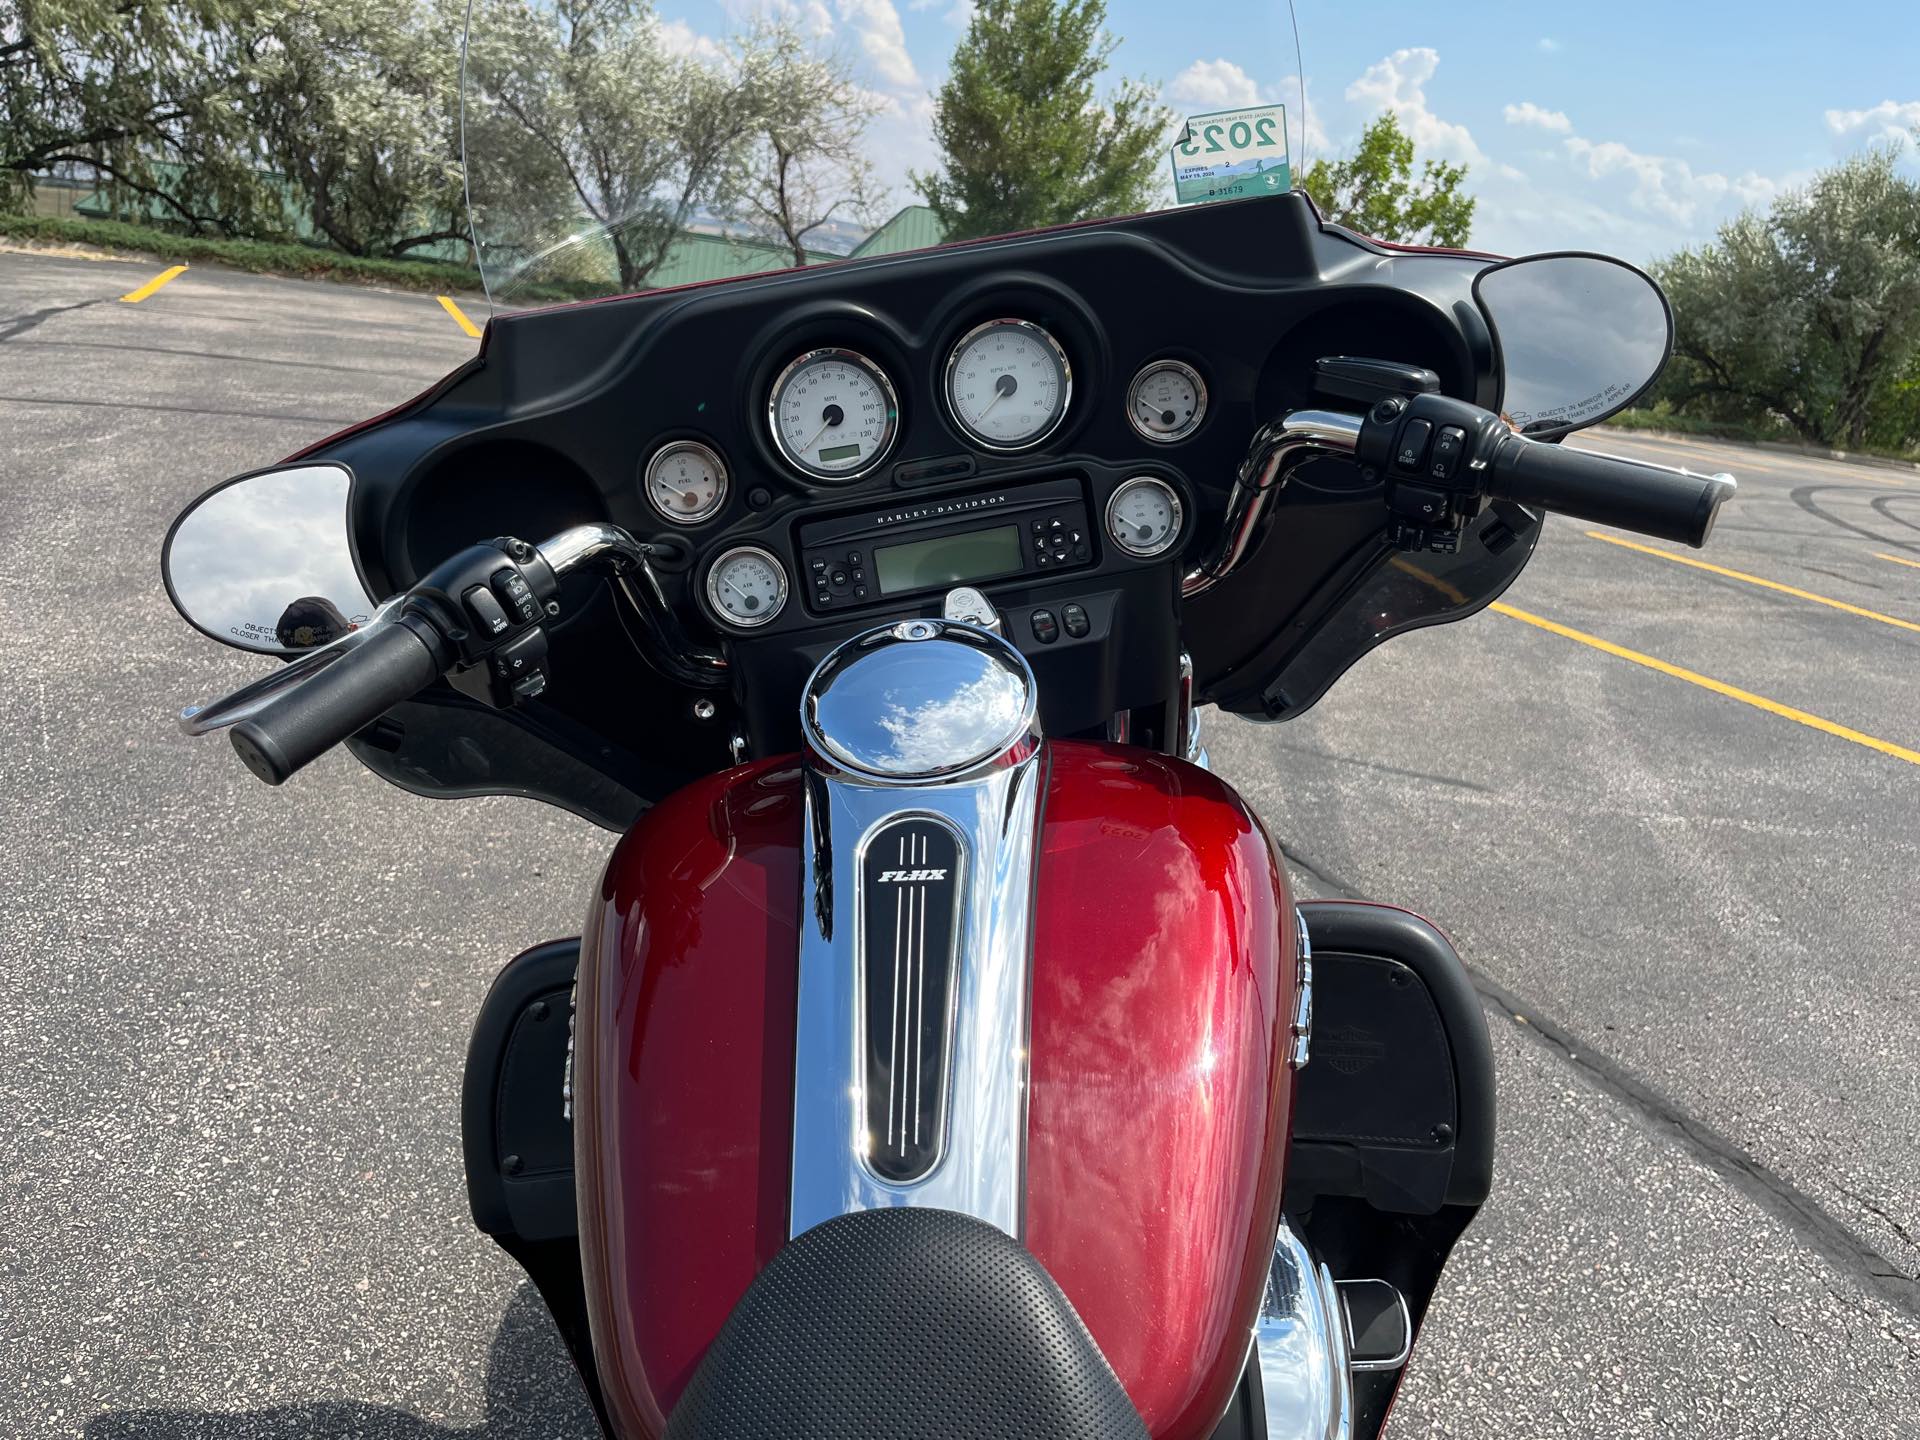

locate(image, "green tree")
[[1296, 113, 1475, 248], [913, 0, 1169, 241], [243, 0, 467, 258], [1651, 145, 1920, 449], [730, 23, 885, 266], [1, 0, 268, 229]]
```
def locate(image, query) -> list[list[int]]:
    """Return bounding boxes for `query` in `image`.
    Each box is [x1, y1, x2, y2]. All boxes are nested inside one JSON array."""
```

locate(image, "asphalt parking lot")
[[1, 247, 1915, 1438]]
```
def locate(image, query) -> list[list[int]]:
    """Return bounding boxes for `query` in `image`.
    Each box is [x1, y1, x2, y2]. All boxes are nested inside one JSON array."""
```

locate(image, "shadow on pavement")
[[84, 1285, 600, 1440]]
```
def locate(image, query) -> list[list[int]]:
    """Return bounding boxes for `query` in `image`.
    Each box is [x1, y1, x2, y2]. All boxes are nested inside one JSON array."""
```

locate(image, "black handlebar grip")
[[1484, 433, 1734, 548], [230, 617, 445, 785]]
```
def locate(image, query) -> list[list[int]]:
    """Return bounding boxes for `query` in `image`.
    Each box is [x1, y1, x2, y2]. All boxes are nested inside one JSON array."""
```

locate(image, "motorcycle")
[[159, 15, 1735, 1437]]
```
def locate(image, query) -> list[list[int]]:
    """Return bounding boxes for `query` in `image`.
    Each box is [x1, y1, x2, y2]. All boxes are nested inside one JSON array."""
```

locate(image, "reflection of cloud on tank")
[[872, 672, 1028, 774]]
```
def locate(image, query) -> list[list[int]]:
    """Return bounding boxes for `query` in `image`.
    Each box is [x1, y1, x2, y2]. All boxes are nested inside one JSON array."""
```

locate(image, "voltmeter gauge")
[[1105, 476, 1184, 558], [768, 348, 899, 481], [1127, 360, 1207, 443], [705, 546, 788, 628], [945, 319, 1072, 450], [644, 440, 728, 524]]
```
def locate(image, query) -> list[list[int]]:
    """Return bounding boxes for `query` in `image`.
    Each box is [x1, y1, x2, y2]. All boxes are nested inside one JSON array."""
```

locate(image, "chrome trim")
[[791, 621, 1045, 1240], [1290, 907, 1313, 1071], [1105, 475, 1185, 559], [941, 585, 1004, 635], [1336, 1278, 1414, 1372], [1126, 358, 1208, 444], [1257, 1215, 1353, 1440], [1183, 410, 1365, 597], [642, 439, 729, 526], [535, 521, 654, 578], [943, 318, 1073, 453], [537, 524, 728, 686], [767, 346, 901, 481], [802, 620, 1038, 784], [703, 544, 789, 630]]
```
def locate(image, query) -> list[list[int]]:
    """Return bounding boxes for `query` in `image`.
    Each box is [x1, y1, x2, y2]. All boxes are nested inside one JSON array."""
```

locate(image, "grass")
[[0, 213, 484, 293]]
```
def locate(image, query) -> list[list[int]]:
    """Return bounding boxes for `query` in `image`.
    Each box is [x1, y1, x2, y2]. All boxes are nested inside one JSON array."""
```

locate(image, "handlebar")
[[229, 614, 446, 785], [1484, 431, 1732, 548]]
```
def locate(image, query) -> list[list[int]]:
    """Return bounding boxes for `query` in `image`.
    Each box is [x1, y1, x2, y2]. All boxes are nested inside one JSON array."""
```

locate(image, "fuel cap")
[[802, 619, 1040, 782]]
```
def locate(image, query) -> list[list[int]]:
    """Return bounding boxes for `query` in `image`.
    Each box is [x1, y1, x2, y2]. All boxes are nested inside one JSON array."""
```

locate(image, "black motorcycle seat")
[[663, 1206, 1149, 1440]]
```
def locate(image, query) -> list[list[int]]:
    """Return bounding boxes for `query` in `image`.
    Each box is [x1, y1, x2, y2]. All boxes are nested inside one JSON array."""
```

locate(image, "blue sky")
[[654, 0, 1920, 261]]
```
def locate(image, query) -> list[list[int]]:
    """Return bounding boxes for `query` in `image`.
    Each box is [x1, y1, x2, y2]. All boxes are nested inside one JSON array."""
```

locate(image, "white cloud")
[[656, 17, 728, 64], [1563, 136, 1776, 223], [1537, 38, 1560, 53], [1504, 101, 1571, 134], [1170, 59, 1262, 112], [1346, 48, 1522, 179], [836, 0, 919, 89], [1824, 99, 1920, 144]]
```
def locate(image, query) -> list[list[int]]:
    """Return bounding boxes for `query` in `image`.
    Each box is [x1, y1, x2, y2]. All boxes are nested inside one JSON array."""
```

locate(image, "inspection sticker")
[[1172, 105, 1291, 206]]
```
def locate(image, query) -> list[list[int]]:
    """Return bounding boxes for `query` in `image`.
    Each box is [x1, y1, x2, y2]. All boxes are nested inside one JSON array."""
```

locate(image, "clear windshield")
[[459, 0, 1305, 308]]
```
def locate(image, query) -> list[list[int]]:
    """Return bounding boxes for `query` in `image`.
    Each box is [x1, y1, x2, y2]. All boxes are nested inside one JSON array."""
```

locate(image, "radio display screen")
[[873, 524, 1023, 595]]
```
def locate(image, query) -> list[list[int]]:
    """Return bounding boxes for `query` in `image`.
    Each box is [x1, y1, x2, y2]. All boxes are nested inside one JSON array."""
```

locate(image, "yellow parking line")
[[1490, 601, 1920, 766], [119, 264, 188, 303], [1875, 552, 1920, 572], [1587, 531, 1920, 635], [437, 295, 483, 338]]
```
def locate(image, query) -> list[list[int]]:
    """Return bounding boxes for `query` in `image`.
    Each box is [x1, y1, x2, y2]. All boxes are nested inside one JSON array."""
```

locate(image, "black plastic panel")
[[1287, 901, 1495, 1215]]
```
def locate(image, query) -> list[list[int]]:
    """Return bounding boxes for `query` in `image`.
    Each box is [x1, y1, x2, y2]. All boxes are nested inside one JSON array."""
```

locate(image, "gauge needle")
[[722, 577, 752, 603]]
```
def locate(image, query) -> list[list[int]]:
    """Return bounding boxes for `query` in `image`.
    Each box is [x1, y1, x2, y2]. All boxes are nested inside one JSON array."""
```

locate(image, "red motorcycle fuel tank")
[[574, 742, 1297, 1439]]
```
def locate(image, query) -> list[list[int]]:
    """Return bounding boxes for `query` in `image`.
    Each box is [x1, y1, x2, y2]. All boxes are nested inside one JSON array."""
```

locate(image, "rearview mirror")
[[1474, 253, 1673, 440], [162, 463, 376, 655]]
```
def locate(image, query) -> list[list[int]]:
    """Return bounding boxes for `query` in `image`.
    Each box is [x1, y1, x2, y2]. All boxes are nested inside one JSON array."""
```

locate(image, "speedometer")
[[944, 319, 1071, 451], [768, 348, 899, 481]]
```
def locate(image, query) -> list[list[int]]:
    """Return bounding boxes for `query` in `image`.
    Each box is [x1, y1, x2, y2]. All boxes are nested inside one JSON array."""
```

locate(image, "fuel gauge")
[[645, 440, 728, 524]]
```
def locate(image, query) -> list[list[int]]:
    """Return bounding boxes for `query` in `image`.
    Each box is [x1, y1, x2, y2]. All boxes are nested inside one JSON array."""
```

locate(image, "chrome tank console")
[[790, 618, 1045, 1240]]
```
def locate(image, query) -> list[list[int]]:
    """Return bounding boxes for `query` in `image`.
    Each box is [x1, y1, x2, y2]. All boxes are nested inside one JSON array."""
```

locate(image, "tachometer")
[[1127, 360, 1207, 443], [1105, 476, 1183, 558], [944, 319, 1071, 451], [644, 440, 728, 524], [768, 348, 899, 481], [705, 546, 788, 628]]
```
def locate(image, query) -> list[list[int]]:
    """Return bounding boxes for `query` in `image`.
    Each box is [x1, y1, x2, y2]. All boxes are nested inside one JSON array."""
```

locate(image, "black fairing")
[[297, 191, 1505, 819]]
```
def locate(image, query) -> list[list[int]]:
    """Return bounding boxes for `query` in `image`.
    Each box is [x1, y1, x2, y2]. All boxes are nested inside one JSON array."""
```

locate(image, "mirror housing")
[[162, 463, 377, 656], [1474, 252, 1674, 440]]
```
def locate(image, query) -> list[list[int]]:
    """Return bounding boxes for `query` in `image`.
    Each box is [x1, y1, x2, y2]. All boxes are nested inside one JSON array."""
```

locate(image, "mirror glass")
[[1475, 254, 1673, 439], [163, 464, 376, 655]]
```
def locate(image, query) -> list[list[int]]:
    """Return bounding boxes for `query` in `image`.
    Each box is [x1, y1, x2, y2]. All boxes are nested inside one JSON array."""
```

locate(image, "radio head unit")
[[797, 477, 1094, 614]]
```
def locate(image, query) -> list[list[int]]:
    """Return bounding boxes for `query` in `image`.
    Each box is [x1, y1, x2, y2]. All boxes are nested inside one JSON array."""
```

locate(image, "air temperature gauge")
[[1105, 476, 1184, 558]]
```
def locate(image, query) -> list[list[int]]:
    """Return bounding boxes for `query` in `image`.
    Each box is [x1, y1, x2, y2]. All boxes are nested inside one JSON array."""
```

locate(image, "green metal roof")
[[647, 231, 840, 286], [850, 205, 948, 258]]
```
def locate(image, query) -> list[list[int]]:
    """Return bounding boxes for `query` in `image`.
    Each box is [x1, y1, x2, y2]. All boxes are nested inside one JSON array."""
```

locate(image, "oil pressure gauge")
[[1105, 476, 1184, 558], [1127, 360, 1207, 443]]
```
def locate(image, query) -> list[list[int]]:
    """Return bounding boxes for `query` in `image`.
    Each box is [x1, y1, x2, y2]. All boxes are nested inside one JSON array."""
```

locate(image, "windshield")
[[459, 0, 1306, 308]]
